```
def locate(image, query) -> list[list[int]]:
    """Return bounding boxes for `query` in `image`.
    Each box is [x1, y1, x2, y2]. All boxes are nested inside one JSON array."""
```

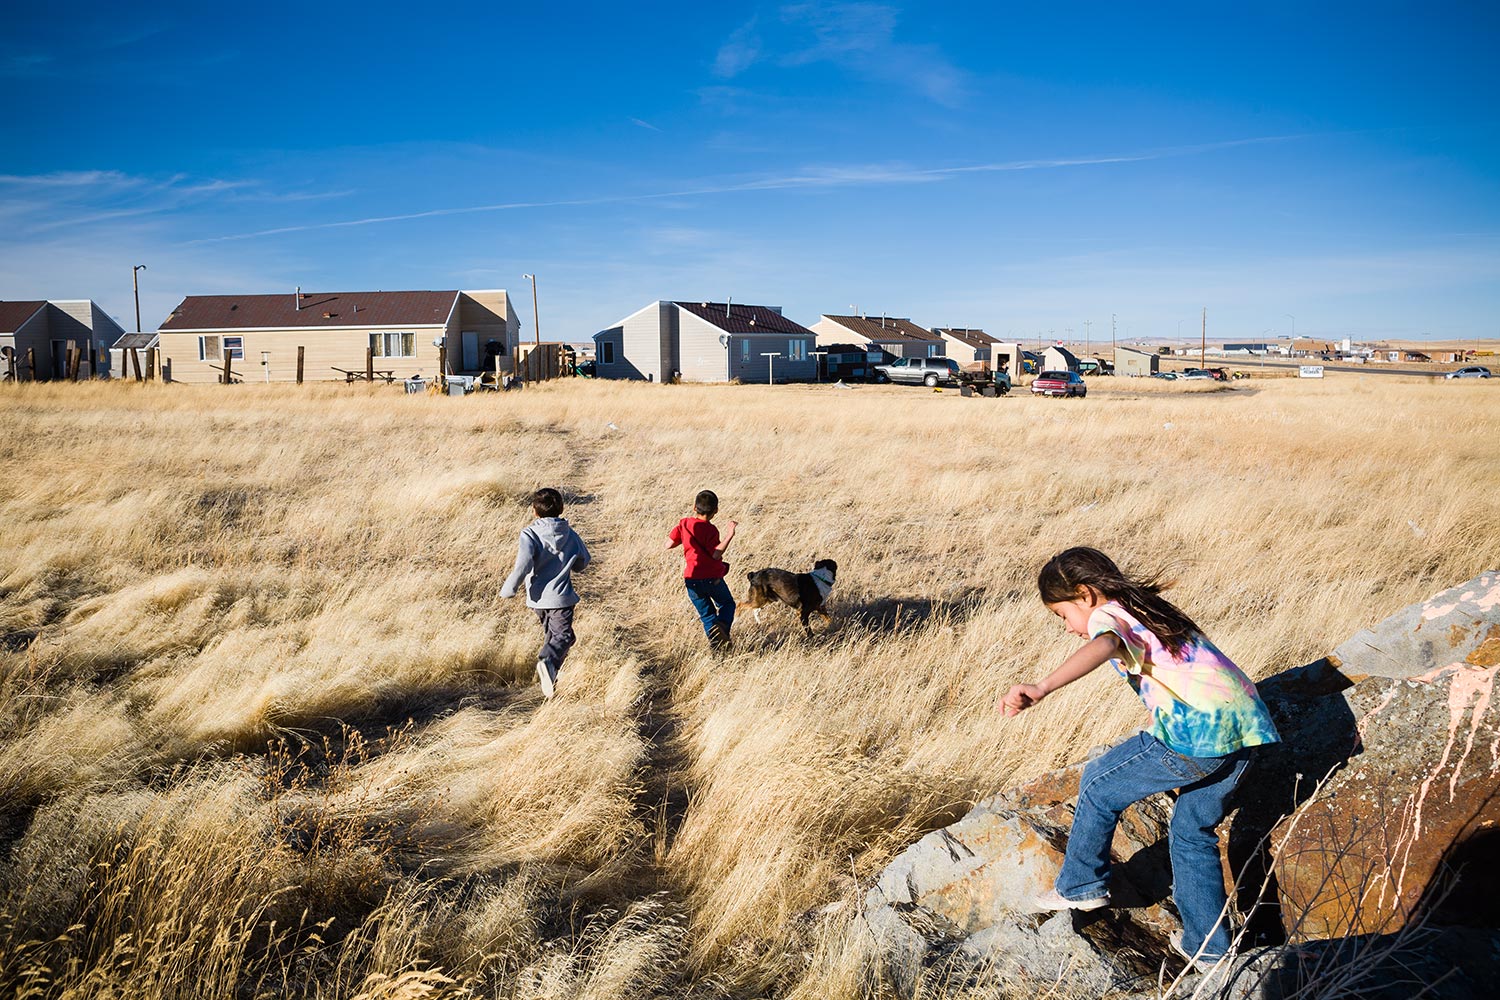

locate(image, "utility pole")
[[1110, 314, 1116, 359], [132, 264, 147, 333], [522, 273, 541, 344], [1201, 307, 1207, 368], [1084, 319, 1092, 356]]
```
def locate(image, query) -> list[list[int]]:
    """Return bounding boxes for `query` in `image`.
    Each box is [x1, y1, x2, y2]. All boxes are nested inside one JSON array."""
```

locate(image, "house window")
[[927, 343, 940, 358], [741, 339, 751, 361], [198, 335, 220, 361], [223, 337, 243, 360], [601, 342, 615, 364], [787, 339, 807, 361], [370, 332, 415, 358]]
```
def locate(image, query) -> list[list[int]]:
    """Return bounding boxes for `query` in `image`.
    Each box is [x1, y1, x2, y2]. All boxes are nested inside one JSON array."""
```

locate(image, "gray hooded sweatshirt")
[[500, 517, 591, 609]]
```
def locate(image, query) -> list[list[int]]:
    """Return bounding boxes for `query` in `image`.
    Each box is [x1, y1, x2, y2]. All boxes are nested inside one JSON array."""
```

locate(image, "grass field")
[[1, 374, 1496, 998]]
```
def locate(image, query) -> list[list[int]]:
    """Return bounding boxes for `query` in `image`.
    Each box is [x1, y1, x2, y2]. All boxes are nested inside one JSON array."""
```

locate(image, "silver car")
[[1445, 366, 1492, 379], [875, 357, 961, 386]]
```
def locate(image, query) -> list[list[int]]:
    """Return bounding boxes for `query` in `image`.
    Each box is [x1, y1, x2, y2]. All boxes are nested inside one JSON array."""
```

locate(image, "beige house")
[[934, 327, 998, 366], [1, 299, 125, 380], [593, 301, 817, 383], [156, 289, 519, 384], [809, 314, 945, 359], [1115, 347, 1159, 377]]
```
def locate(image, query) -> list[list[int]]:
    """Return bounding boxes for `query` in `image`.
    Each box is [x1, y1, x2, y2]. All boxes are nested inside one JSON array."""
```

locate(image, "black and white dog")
[[744, 558, 838, 635]]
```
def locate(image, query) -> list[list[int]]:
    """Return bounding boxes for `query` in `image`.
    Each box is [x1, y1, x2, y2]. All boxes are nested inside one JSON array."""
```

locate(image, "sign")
[[1299, 365, 1325, 379]]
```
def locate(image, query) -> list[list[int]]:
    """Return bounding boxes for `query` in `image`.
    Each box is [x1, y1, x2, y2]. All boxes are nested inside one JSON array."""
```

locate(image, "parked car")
[[1446, 366, 1492, 379], [1031, 370, 1087, 397], [1180, 369, 1214, 380], [1151, 371, 1178, 380], [874, 356, 962, 387]]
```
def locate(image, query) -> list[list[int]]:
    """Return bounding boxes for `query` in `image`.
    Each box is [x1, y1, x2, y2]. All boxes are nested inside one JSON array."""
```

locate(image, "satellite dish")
[[717, 334, 728, 347], [0, 346, 14, 360], [432, 336, 445, 347]]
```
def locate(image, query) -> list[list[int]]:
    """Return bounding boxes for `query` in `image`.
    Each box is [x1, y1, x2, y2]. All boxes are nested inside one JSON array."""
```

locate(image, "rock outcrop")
[[863, 573, 1500, 998]]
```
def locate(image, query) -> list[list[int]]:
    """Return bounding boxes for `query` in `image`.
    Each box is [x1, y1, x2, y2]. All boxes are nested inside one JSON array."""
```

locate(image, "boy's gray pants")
[[535, 606, 576, 675]]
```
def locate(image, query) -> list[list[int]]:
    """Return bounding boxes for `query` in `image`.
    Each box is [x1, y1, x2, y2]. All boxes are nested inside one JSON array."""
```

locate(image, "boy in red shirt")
[[667, 490, 738, 648]]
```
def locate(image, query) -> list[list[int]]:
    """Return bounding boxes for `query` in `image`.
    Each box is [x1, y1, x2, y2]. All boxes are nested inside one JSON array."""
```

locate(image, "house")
[[1041, 345, 1079, 372], [809, 315, 945, 359], [592, 301, 818, 383], [109, 330, 160, 378], [156, 289, 519, 384], [934, 327, 997, 367], [1115, 347, 1160, 377], [0, 299, 125, 379]]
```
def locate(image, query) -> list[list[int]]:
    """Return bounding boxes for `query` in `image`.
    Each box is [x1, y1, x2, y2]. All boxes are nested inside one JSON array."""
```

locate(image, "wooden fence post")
[[4, 350, 15, 383], [296, 345, 305, 384], [146, 348, 157, 381], [129, 348, 143, 381], [438, 346, 447, 378], [25, 348, 36, 381], [222, 348, 233, 385], [67, 343, 82, 381], [366, 346, 374, 382]]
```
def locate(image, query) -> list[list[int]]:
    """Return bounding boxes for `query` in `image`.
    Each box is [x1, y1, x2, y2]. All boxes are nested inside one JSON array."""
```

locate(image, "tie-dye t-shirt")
[[1088, 602, 1280, 758]]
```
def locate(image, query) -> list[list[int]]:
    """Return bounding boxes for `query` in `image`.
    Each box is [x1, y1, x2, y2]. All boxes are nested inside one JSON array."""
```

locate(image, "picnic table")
[[331, 367, 396, 383]]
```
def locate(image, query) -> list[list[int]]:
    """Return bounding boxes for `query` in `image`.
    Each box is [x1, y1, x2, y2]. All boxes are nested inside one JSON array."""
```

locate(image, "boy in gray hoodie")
[[500, 487, 591, 698]]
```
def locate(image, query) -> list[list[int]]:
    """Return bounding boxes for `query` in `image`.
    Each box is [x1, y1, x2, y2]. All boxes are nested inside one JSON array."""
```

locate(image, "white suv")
[[1445, 366, 1491, 379]]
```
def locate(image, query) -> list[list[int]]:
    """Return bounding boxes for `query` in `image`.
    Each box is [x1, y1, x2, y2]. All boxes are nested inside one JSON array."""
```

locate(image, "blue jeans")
[[684, 577, 735, 638], [1056, 731, 1251, 959]]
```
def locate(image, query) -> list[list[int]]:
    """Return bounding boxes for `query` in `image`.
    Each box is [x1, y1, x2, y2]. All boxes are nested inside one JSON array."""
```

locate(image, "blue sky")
[[2, 1, 1497, 342]]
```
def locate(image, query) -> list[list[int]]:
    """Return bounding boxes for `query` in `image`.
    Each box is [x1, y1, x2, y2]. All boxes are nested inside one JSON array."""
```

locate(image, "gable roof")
[[0, 301, 47, 334], [934, 327, 999, 348], [673, 301, 812, 335], [159, 291, 461, 331], [113, 331, 160, 350], [820, 314, 940, 343]]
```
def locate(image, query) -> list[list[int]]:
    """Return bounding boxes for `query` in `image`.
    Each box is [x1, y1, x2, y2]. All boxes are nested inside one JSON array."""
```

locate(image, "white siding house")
[[593, 301, 817, 383]]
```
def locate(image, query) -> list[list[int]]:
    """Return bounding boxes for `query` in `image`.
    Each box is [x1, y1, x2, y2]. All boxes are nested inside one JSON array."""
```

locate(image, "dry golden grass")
[[0, 374, 1496, 998]]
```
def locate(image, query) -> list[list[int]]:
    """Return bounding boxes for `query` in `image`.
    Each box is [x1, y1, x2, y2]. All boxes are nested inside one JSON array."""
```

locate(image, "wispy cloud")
[[629, 117, 663, 132], [187, 133, 1305, 244], [714, 17, 763, 78], [714, 2, 967, 106]]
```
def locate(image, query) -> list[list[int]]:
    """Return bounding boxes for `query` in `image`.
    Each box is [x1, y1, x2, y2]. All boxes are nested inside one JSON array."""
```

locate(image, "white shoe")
[[536, 660, 555, 699], [1169, 930, 1226, 972], [1034, 887, 1109, 912]]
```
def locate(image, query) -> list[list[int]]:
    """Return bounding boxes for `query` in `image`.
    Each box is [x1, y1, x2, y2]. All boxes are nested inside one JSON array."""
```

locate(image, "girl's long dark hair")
[[1038, 547, 1202, 656]]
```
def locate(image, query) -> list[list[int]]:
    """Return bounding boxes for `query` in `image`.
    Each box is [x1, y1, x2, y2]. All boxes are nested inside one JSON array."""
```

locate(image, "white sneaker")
[[1034, 887, 1109, 912], [536, 660, 555, 699], [1169, 930, 1226, 972]]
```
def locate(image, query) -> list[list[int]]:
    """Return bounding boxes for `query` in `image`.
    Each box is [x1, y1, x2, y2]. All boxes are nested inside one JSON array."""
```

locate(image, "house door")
[[461, 332, 479, 371], [50, 340, 69, 379]]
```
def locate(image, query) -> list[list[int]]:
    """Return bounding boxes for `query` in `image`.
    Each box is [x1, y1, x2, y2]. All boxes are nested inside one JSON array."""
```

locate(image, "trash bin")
[[404, 376, 426, 394]]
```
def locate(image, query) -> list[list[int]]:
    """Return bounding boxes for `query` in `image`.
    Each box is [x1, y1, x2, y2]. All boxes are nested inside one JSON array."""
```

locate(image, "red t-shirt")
[[670, 517, 728, 580]]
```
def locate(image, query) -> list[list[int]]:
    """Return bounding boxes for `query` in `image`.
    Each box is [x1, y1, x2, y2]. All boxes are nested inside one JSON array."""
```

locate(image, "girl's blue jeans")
[[1056, 731, 1251, 959], [684, 577, 735, 637]]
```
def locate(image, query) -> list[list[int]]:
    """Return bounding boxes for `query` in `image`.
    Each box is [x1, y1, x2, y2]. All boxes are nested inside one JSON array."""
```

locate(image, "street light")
[[761, 351, 781, 385], [522, 274, 540, 345], [1285, 313, 1295, 340], [132, 264, 147, 333]]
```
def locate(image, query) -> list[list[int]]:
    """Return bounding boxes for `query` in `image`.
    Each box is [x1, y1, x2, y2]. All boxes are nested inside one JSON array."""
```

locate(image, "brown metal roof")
[[935, 327, 999, 348], [673, 301, 814, 335], [820, 314, 940, 343], [0, 301, 47, 335], [159, 290, 460, 331]]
